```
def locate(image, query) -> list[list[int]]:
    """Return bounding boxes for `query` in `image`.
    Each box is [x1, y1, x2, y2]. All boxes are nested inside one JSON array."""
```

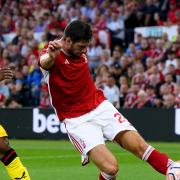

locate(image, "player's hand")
[[48, 38, 63, 60], [0, 67, 14, 82]]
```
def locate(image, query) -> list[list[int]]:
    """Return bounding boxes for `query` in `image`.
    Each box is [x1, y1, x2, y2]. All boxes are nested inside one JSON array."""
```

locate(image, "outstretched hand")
[[48, 38, 63, 60], [0, 67, 13, 82]]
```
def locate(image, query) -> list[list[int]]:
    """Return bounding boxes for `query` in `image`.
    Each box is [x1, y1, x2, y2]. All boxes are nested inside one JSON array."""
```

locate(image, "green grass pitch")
[[0, 140, 179, 180]]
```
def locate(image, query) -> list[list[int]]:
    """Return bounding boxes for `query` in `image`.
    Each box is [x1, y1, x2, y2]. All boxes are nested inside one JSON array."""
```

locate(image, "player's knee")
[[105, 162, 119, 176], [0, 137, 10, 154]]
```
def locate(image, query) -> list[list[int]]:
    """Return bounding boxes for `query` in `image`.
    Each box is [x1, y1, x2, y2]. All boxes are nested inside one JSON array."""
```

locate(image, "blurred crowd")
[[0, 0, 179, 109]]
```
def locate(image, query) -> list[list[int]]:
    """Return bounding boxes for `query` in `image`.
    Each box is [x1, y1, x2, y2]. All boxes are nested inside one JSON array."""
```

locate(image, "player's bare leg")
[[0, 137, 9, 157], [114, 130, 175, 175], [114, 130, 148, 158], [89, 144, 118, 180]]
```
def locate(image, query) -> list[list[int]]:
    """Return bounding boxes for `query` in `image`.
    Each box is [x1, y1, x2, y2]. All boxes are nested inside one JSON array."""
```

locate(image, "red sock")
[[143, 146, 172, 175], [99, 173, 106, 180]]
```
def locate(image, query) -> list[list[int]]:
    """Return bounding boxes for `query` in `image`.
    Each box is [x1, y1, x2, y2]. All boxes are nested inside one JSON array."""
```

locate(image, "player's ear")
[[64, 37, 72, 48]]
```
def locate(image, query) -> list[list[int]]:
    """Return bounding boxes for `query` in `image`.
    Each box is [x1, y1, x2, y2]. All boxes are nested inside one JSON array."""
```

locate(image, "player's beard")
[[68, 49, 81, 58]]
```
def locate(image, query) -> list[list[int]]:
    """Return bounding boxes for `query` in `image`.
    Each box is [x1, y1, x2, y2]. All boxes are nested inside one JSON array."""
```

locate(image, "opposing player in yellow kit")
[[0, 67, 30, 179]]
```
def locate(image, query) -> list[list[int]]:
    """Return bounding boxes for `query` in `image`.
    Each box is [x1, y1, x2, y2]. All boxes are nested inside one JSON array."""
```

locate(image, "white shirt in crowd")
[[103, 85, 120, 108], [107, 18, 125, 40]]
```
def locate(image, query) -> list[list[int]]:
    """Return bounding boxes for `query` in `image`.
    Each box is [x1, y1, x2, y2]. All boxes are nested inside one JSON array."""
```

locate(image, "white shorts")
[[64, 100, 136, 165]]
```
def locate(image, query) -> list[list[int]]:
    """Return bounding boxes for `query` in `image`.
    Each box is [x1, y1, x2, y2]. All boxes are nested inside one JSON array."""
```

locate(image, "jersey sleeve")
[[38, 45, 49, 70], [0, 125, 8, 137], [38, 45, 50, 83]]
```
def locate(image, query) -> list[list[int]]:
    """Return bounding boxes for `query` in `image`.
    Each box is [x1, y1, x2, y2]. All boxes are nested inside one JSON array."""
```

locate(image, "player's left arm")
[[0, 67, 13, 82]]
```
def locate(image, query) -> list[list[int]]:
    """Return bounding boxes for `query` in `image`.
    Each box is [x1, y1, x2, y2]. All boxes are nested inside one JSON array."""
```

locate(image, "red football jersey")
[[40, 50, 106, 121]]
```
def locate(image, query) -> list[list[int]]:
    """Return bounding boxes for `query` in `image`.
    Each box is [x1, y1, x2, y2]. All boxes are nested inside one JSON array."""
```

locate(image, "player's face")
[[70, 41, 89, 57], [63, 37, 90, 57]]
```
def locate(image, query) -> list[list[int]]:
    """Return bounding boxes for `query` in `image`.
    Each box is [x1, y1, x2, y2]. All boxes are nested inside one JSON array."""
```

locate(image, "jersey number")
[[114, 113, 126, 123]]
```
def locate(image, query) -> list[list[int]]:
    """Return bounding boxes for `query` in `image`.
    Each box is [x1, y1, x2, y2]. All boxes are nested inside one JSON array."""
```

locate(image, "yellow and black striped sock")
[[1, 148, 30, 180]]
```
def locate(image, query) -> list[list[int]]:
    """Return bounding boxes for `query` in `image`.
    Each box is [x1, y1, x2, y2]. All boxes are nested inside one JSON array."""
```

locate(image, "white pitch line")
[[14, 146, 75, 150], [22, 153, 131, 160], [21, 151, 180, 160], [23, 154, 79, 159]]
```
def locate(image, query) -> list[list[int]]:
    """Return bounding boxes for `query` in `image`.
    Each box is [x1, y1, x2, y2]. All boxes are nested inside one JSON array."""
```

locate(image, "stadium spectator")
[[82, 0, 97, 22], [0, 81, 10, 99], [163, 94, 177, 108], [145, 57, 155, 71], [99, 49, 112, 66], [145, 85, 156, 102], [93, 13, 107, 31], [126, 67, 134, 85], [119, 76, 128, 87], [165, 50, 178, 72], [34, 16, 48, 33], [4, 97, 22, 108], [167, 0, 180, 25], [159, 84, 171, 101], [139, 0, 158, 26], [39, 81, 51, 108], [124, 84, 139, 108], [103, 75, 120, 108], [125, 43, 137, 57], [133, 90, 153, 108], [107, 9, 125, 50], [164, 73, 176, 93], [124, 1, 139, 44], [162, 32, 172, 50], [153, 97, 163, 108], [109, 46, 122, 81], [27, 59, 43, 106], [167, 64, 178, 82], [119, 83, 129, 107], [87, 37, 102, 69], [111, 45, 122, 64]]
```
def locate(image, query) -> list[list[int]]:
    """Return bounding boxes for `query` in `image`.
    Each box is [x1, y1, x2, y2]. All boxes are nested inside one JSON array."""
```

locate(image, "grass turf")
[[0, 140, 179, 180]]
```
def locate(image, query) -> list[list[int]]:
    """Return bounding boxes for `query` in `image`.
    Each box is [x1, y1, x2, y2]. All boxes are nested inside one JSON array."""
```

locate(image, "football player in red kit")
[[0, 67, 30, 179], [39, 20, 180, 180]]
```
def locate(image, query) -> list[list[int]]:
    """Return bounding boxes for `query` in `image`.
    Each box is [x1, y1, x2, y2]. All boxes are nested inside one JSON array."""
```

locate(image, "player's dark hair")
[[64, 20, 92, 43]]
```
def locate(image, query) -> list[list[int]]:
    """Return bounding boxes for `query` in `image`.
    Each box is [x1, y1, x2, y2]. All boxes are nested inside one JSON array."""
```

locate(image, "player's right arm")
[[40, 39, 63, 70]]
